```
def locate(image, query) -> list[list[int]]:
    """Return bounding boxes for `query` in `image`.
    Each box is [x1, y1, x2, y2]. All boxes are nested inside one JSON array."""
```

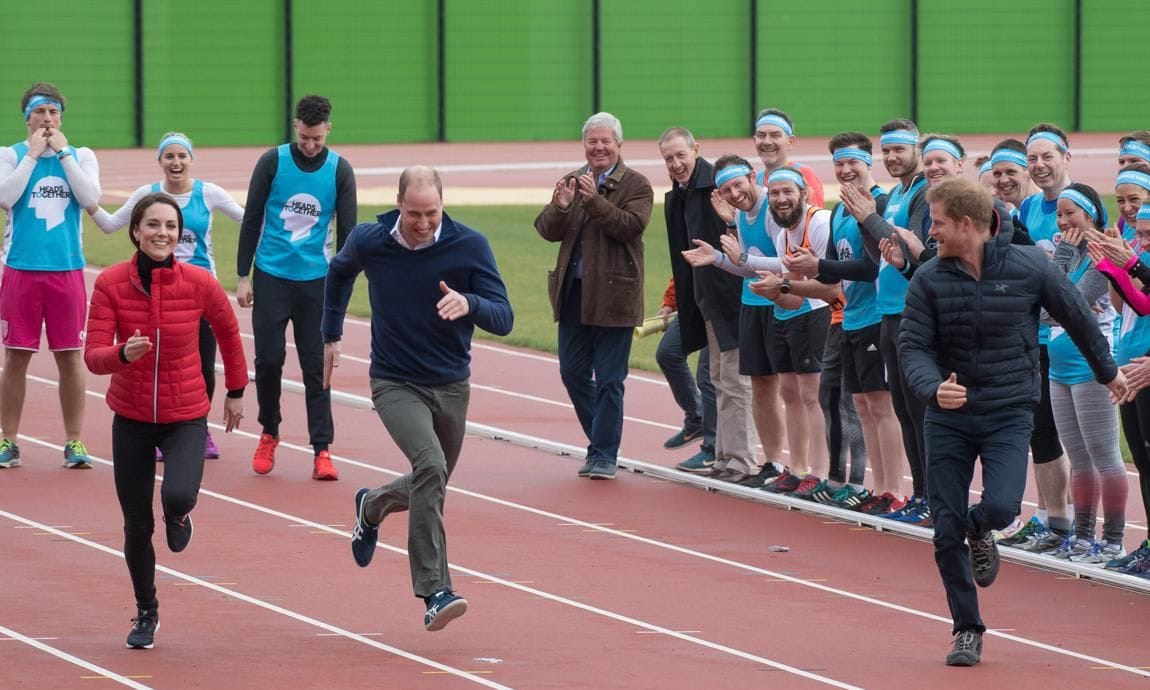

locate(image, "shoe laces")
[[131, 611, 157, 629], [953, 631, 979, 652], [65, 440, 88, 456], [970, 535, 995, 572]]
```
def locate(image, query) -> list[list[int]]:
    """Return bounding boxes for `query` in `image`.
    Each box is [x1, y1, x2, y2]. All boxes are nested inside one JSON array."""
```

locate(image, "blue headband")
[[754, 114, 793, 136], [1121, 141, 1150, 164], [767, 168, 806, 188], [979, 161, 993, 176], [1058, 189, 1101, 223], [23, 95, 62, 120], [714, 164, 753, 188], [157, 135, 194, 160], [1139, 206, 1150, 221], [832, 148, 872, 166], [880, 129, 918, 147], [991, 149, 1028, 168], [1027, 131, 1068, 152], [922, 139, 962, 160], [1117, 170, 1150, 192]]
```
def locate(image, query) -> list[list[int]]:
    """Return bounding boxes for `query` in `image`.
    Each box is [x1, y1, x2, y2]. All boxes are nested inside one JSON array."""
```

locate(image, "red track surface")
[[4, 140, 1150, 688]]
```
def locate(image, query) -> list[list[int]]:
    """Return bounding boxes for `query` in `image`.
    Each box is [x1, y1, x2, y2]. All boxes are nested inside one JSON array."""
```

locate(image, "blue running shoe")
[[424, 590, 468, 631], [351, 488, 379, 567], [1110, 541, 1150, 572], [63, 440, 92, 469], [675, 449, 715, 474], [0, 438, 21, 468]]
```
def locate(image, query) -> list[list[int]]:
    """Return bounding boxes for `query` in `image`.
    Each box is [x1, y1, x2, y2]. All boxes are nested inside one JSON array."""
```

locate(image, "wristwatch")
[[779, 278, 791, 294]]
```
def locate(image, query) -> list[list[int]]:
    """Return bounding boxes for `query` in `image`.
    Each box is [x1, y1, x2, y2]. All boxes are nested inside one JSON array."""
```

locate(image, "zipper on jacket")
[[153, 328, 160, 423], [971, 277, 981, 408]]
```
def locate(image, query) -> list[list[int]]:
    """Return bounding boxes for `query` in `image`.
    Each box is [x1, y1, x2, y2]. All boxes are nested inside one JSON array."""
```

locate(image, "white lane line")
[[17, 377, 1150, 677], [0, 623, 152, 689], [9, 439, 860, 690], [0, 509, 512, 690]]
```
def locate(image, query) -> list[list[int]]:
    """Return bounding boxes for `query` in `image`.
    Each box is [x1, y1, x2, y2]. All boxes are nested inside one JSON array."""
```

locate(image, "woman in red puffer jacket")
[[84, 192, 247, 650]]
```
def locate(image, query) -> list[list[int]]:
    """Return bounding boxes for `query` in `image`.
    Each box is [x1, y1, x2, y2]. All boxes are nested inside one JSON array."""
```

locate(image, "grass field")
[[81, 204, 680, 372]]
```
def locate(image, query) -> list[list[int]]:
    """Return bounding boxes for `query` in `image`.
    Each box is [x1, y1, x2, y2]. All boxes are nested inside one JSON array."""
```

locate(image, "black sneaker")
[[737, 464, 780, 488], [126, 609, 159, 649], [351, 488, 379, 568], [945, 630, 982, 666], [424, 590, 468, 631], [969, 531, 1000, 588], [164, 514, 193, 553]]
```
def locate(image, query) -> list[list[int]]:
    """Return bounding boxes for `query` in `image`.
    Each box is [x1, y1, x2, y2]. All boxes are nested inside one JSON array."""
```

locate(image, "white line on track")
[[0, 509, 513, 690], [9, 437, 860, 690], [15, 375, 1150, 677], [0, 623, 152, 689]]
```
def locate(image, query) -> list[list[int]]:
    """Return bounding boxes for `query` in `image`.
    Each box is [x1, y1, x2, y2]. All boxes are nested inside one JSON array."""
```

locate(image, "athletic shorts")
[[842, 322, 888, 394], [1031, 345, 1064, 464], [738, 303, 776, 376], [0, 267, 86, 351], [821, 322, 843, 389], [770, 308, 830, 375]]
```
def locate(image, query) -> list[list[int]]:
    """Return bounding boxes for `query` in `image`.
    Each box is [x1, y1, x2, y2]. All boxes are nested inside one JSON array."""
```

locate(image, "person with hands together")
[[535, 112, 652, 480], [899, 178, 1124, 668], [326, 166, 512, 633], [84, 193, 247, 650], [0, 82, 102, 470]]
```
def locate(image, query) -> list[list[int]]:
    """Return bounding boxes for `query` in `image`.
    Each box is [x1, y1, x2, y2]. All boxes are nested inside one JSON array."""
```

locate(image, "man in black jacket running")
[[899, 178, 1126, 667]]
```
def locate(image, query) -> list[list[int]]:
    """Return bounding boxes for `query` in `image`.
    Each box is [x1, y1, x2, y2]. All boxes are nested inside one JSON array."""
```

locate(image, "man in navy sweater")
[[321, 166, 513, 632]]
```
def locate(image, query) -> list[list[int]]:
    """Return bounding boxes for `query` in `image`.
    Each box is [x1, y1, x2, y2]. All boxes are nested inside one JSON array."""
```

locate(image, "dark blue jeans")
[[558, 280, 633, 464], [655, 317, 716, 453], [925, 405, 1032, 634]]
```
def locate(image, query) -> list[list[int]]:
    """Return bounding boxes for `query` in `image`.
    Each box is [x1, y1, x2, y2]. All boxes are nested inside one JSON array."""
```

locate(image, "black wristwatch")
[[779, 278, 792, 294]]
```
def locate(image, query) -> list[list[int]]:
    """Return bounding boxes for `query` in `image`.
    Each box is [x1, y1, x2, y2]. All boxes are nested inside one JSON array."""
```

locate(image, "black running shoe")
[[969, 531, 1000, 588], [738, 464, 780, 488], [164, 514, 193, 553], [126, 609, 159, 649], [945, 630, 982, 666]]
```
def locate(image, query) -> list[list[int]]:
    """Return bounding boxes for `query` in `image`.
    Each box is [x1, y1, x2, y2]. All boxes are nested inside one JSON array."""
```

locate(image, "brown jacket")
[[534, 159, 653, 327]]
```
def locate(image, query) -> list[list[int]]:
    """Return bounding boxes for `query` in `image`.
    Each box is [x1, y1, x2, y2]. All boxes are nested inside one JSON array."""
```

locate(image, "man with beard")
[[681, 155, 786, 486], [837, 119, 928, 516], [657, 129, 751, 477], [744, 167, 833, 495]]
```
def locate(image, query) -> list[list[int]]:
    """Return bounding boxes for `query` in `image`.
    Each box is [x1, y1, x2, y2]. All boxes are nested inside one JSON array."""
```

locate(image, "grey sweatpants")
[[363, 378, 470, 598], [1049, 379, 1127, 544]]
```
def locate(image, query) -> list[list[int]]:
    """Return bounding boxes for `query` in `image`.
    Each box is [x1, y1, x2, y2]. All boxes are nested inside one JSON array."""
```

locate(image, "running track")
[[4, 137, 1150, 688]]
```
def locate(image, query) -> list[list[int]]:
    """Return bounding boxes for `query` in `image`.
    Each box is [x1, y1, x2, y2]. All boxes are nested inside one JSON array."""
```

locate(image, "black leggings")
[[1120, 390, 1150, 526], [880, 314, 926, 497], [112, 414, 207, 611], [199, 318, 217, 403]]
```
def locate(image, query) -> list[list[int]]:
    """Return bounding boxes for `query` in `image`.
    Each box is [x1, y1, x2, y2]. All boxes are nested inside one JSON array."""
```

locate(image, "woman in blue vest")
[[87, 133, 244, 460]]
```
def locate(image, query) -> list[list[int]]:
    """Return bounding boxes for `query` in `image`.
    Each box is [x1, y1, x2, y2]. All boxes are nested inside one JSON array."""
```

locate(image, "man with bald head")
[[322, 166, 514, 632]]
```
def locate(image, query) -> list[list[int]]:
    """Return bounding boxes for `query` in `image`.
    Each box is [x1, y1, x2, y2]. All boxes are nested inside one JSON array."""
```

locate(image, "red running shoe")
[[252, 434, 279, 475], [762, 469, 802, 494], [313, 450, 339, 481]]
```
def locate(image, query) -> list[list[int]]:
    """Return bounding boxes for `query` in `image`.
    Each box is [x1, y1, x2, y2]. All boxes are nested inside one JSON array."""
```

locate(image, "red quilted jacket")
[[84, 254, 248, 423]]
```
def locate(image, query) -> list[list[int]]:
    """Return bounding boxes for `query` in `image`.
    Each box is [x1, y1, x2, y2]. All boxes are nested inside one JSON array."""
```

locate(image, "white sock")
[[1035, 509, 1049, 526]]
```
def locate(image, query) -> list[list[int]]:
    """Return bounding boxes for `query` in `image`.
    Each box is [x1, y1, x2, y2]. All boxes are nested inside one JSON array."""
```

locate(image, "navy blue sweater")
[[322, 210, 513, 386]]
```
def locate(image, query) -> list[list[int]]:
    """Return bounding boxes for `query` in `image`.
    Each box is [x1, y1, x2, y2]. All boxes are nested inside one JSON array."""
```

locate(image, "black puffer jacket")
[[899, 226, 1117, 412]]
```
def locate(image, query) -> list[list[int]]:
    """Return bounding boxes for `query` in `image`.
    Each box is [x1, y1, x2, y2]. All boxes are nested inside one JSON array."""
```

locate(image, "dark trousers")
[[199, 317, 217, 403], [881, 314, 926, 496], [655, 317, 716, 453], [112, 414, 207, 611], [1120, 389, 1150, 526], [251, 268, 332, 451], [925, 406, 1032, 634], [558, 280, 632, 463]]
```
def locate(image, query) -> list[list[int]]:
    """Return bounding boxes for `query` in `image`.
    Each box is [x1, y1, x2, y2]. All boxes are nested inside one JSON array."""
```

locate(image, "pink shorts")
[[0, 267, 87, 351]]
